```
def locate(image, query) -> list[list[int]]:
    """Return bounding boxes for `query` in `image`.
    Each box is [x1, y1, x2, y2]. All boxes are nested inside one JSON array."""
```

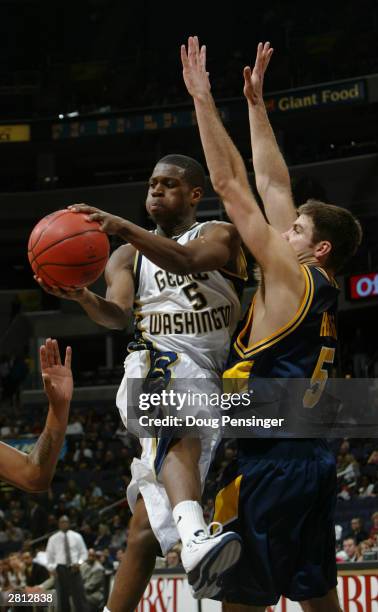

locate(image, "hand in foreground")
[[40, 338, 73, 407], [68, 203, 125, 235], [181, 35, 210, 98], [243, 42, 273, 105]]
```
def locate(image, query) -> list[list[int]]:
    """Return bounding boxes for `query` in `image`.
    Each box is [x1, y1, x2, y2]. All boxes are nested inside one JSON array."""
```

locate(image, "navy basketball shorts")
[[213, 439, 338, 607]]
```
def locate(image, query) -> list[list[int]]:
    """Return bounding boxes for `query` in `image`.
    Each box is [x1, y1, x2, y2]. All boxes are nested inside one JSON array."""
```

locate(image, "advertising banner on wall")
[[134, 572, 378, 611]]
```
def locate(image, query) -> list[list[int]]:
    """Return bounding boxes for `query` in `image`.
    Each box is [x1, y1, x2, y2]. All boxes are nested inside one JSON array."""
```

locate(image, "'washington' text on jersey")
[[150, 305, 231, 335]]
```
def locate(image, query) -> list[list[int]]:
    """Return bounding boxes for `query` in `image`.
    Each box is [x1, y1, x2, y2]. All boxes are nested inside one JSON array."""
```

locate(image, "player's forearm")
[[78, 289, 130, 329], [248, 101, 296, 227], [0, 420, 64, 492], [116, 220, 197, 273], [193, 93, 247, 194], [25, 413, 68, 490]]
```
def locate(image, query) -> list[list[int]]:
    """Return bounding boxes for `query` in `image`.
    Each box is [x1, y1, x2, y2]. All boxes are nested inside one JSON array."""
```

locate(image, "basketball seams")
[[37, 256, 108, 269], [28, 209, 70, 253], [29, 229, 108, 265]]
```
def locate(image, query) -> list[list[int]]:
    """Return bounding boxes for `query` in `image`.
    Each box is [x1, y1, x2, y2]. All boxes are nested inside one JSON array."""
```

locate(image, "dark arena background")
[[0, 1, 377, 611]]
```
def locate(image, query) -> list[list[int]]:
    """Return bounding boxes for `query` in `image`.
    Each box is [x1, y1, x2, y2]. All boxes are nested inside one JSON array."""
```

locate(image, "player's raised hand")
[[243, 42, 273, 106], [68, 203, 125, 236], [40, 338, 73, 407], [33, 275, 87, 301], [181, 36, 210, 98]]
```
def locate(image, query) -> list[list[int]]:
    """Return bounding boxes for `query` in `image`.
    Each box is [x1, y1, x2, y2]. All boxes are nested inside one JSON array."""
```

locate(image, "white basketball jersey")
[[131, 222, 246, 373]]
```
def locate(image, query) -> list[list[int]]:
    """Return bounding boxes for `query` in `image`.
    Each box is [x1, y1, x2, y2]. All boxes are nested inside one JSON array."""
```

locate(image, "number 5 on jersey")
[[303, 346, 335, 409], [183, 282, 208, 310]]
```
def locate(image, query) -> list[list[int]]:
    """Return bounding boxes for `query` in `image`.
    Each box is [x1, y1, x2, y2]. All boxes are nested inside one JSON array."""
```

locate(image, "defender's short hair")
[[157, 154, 206, 190]]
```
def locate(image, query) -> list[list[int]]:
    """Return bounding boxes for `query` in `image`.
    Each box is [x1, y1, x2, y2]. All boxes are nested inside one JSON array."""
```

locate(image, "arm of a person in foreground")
[[0, 339, 72, 492], [67, 204, 240, 274], [244, 42, 297, 233]]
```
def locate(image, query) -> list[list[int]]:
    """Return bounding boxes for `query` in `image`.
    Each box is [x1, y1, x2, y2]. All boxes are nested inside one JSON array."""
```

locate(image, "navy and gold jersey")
[[224, 264, 339, 387], [215, 264, 339, 606]]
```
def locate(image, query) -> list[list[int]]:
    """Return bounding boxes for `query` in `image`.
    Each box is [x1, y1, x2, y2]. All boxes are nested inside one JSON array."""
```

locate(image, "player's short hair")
[[298, 199, 362, 273], [157, 154, 206, 191]]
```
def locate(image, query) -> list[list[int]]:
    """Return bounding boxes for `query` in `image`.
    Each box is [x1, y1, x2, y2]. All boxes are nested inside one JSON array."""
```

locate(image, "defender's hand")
[[243, 42, 273, 106], [181, 36, 211, 98], [40, 338, 73, 407], [68, 203, 125, 236]]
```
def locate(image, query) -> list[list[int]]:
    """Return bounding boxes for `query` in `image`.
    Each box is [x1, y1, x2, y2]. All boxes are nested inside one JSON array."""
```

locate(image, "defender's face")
[[146, 163, 195, 224], [281, 214, 315, 259]]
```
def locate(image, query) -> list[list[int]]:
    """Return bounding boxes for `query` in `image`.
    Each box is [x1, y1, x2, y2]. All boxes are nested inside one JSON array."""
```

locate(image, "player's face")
[[146, 163, 199, 224], [282, 214, 315, 255], [283, 213, 333, 266]]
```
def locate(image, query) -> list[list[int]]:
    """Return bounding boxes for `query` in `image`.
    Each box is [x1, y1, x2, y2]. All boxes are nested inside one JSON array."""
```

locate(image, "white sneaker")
[[181, 522, 242, 600]]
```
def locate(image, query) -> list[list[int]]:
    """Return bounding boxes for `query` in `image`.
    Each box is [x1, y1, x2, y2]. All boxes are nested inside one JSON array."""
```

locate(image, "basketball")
[[28, 209, 110, 288]]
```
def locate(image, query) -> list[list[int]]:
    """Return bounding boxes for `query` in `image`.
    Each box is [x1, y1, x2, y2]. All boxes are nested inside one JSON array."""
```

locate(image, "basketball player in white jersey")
[[35, 154, 247, 609]]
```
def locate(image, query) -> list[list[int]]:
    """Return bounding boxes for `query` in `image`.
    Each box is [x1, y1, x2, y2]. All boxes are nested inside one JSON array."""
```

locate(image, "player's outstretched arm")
[[0, 339, 72, 492], [66, 204, 240, 274], [181, 36, 301, 288], [244, 42, 297, 232]]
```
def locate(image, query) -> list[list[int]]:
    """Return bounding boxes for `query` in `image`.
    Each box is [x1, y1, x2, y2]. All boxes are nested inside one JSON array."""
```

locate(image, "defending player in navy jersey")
[[35, 153, 247, 610], [182, 37, 362, 611]]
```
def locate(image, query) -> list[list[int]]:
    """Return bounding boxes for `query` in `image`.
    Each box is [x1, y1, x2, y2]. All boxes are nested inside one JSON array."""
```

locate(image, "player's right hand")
[[243, 41, 274, 106], [34, 275, 87, 301], [181, 36, 211, 98]]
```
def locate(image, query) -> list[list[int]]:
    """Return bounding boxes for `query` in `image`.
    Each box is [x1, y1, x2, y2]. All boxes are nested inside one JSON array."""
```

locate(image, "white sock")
[[103, 607, 111, 612], [172, 500, 208, 547]]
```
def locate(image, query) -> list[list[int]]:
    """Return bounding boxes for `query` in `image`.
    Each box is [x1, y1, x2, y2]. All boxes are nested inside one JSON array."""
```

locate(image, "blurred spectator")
[[110, 516, 127, 550], [0, 557, 12, 589], [96, 548, 115, 574], [370, 511, 378, 539], [6, 521, 24, 545], [335, 524, 343, 544], [66, 415, 84, 435], [80, 548, 105, 612], [165, 549, 181, 569], [358, 475, 375, 497], [347, 517, 369, 544], [112, 548, 125, 573], [359, 540, 374, 561], [81, 522, 97, 548], [22, 551, 49, 586], [343, 537, 359, 562], [7, 552, 26, 589], [93, 523, 111, 550]]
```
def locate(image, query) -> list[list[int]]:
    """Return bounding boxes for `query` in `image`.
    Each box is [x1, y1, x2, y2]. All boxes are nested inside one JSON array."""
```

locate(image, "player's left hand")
[[40, 338, 73, 407], [181, 36, 211, 98], [243, 42, 273, 106], [68, 203, 125, 235]]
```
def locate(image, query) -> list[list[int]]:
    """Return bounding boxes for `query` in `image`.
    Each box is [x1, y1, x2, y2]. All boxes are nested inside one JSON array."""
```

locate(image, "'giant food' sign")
[[349, 273, 378, 300]]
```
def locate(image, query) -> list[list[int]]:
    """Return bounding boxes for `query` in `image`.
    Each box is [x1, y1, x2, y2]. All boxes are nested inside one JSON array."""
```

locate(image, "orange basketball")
[[28, 209, 110, 288]]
